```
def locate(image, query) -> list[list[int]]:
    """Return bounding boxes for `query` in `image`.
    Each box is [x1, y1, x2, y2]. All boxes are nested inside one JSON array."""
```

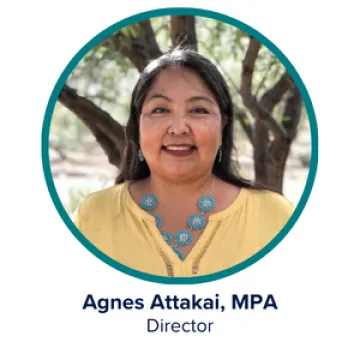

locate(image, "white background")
[[1, 1, 360, 359]]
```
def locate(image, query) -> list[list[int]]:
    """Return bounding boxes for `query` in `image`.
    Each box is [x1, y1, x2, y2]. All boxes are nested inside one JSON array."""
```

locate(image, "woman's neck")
[[148, 172, 215, 200]]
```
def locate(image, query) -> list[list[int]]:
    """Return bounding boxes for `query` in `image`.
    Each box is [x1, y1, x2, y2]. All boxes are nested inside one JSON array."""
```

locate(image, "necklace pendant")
[[174, 229, 192, 246], [198, 195, 215, 212], [172, 247, 184, 261], [140, 194, 158, 211], [188, 214, 206, 230]]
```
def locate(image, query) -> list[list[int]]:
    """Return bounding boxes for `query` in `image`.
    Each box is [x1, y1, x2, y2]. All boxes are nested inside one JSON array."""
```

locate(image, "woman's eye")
[[151, 107, 168, 114], [191, 107, 209, 114]]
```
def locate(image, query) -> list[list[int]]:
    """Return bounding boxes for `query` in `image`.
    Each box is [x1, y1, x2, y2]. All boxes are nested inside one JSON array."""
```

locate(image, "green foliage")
[[50, 103, 90, 150], [151, 16, 171, 51]]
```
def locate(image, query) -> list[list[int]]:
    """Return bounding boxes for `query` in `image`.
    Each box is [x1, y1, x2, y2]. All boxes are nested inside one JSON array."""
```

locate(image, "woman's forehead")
[[147, 67, 216, 100]]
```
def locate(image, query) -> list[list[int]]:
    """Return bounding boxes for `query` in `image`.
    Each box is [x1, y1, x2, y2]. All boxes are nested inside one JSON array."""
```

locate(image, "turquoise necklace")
[[139, 177, 216, 260]]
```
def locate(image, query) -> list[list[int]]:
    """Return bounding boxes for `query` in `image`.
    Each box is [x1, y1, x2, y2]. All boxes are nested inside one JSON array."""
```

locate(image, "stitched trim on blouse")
[[143, 222, 174, 277], [192, 223, 220, 275]]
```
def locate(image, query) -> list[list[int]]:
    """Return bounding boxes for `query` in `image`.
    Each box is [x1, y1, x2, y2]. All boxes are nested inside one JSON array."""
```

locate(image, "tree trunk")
[[253, 121, 269, 185], [266, 87, 302, 192], [103, 20, 162, 72], [170, 16, 197, 50], [267, 139, 290, 192]]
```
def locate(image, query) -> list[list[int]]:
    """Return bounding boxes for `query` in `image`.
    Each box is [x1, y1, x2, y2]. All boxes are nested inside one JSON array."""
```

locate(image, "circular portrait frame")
[[41, 7, 318, 284]]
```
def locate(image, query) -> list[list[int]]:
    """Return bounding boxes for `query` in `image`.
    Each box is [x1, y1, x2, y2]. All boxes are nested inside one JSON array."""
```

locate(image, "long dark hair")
[[115, 47, 267, 191]]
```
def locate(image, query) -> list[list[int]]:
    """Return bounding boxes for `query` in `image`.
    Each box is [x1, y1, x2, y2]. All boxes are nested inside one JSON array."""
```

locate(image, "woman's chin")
[[160, 165, 198, 180]]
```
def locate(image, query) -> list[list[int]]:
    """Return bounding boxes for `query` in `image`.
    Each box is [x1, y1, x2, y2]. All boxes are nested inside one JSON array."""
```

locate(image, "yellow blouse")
[[74, 182, 294, 277]]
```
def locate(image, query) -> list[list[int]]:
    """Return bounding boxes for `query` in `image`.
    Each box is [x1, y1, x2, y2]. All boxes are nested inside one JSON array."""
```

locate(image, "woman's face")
[[139, 67, 223, 181]]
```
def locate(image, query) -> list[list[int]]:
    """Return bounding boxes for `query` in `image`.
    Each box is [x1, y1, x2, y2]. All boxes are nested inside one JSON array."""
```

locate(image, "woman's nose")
[[167, 114, 190, 135]]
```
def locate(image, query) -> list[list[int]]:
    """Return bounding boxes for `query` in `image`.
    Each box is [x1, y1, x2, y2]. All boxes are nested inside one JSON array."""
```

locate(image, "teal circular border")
[[41, 7, 318, 284]]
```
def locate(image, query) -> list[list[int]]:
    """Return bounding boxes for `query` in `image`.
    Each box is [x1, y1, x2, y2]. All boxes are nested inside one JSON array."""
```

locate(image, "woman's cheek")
[[141, 117, 168, 134], [140, 120, 164, 144], [192, 123, 222, 148]]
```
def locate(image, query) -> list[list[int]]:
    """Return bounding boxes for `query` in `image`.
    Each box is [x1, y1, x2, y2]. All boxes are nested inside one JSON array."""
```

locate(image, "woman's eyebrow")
[[186, 96, 215, 105], [145, 93, 215, 105], [145, 93, 172, 103]]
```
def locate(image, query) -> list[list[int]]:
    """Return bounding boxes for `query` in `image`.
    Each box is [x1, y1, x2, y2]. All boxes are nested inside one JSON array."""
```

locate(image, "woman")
[[74, 47, 294, 277]]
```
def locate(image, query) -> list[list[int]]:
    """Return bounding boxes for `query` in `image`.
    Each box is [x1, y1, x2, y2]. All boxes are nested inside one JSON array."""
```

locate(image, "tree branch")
[[103, 20, 163, 72], [233, 104, 253, 144], [240, 37, 288, 141], [58, 84, 125, 167], [266, 87, 302, 191], [240, 37, 261, 103], [254, 121, 269, 185], [170, 16, 197, 51], [281, 86, 302, 140], [139, 20, 163, 53], [260, 71, 294, 110]]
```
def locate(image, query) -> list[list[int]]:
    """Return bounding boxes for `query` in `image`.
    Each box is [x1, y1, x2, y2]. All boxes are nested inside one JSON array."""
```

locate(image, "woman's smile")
[[162, 144, 197, 157]]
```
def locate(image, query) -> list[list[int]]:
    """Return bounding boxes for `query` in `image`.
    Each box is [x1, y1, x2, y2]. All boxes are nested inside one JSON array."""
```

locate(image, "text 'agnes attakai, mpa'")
[[82, 293, 278, 313]]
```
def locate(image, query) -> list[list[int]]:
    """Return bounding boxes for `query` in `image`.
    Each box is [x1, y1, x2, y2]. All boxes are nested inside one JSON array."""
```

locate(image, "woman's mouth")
[[162, 145, 197, 157]]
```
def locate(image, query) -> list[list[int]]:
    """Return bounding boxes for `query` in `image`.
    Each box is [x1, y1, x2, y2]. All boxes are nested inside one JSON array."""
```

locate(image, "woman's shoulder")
[[82, 182, 127, 203], [245, 187, 295, 218], [248, 187, 293, 204], [75, 182, 129, 219]]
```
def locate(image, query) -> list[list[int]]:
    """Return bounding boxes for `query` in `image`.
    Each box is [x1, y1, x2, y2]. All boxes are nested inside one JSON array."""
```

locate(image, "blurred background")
[[49, 15, 311, 215]]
